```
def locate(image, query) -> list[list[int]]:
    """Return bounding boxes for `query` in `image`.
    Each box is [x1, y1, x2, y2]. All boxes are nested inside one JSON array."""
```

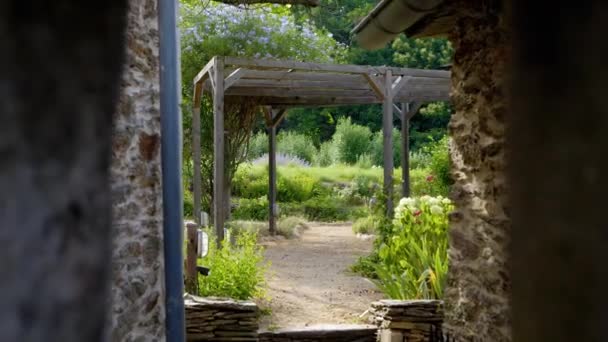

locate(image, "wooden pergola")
[[192, 56, 450, 241]]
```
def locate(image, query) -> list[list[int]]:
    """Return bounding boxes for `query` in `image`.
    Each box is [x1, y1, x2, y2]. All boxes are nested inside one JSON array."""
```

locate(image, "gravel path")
[[258, 223, 383, 330]]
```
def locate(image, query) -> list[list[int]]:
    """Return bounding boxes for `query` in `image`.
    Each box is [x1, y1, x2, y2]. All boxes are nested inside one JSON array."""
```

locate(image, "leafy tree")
[[180, 1, 345, 215]]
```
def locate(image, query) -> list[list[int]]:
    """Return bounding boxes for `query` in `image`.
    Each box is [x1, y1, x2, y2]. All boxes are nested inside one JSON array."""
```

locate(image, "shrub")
[[277, 216, 309, 238], [198, 230, 268, 300], [333, 117, 372, 164], [424, 136, 451, 189], [352, 215, 378, 234], [247, 132, 268, 160], [314, 140, 338, 166], [228, 216, 308, 239], [409, 168, 449, 197], [409, 151, 432, 169], [277, 131, 317, 163], [369, 128, 401, 167], [232, 197, 268, 221], [355, 153, 373, 169], [303, 197, 349, 221], [374, 195, 453, 300], [277, 172, 319, 202]]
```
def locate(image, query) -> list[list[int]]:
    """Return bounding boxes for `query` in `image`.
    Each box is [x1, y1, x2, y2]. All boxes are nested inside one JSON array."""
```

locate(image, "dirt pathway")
[[258, 223, 383, 330]]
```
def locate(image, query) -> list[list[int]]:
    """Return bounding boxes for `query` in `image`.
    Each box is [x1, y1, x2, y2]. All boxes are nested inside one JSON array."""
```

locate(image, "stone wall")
[[259, 325, 377, 342], [185, 295, 260, 341], [110, 0, 166, 340], [444, 1, 511, 341], [369, 300, 443, 342]]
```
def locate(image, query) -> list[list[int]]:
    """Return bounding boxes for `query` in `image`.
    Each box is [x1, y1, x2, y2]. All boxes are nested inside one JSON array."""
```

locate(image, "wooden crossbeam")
[[224, 68, 246, 90], [363, 74, 385, 100], [193, 57, 216, 85], [225, 87, 376, 98], [229, 78, 371, 90]]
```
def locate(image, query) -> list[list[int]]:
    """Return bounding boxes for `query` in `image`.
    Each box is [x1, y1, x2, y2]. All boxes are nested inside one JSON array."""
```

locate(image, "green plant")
[[333, 117, 372, 164], [198, 230, 269, 300], [369, 128, 401, 167], [355, 153, 373, 169], [277, 131, 318, 164], [277, 216, 309, 238], [373, 195, 452, 300], [352, 215, 378, 234], [303, 197, 349, 221], [424, 136, 451, 189], [247, 132, 268, 160], [314, 140, 338, 166], [232, 197, 269, 221]]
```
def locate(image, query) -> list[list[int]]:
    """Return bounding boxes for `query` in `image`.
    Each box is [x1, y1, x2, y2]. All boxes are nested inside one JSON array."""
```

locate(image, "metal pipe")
[[158, 0, 186, 341]]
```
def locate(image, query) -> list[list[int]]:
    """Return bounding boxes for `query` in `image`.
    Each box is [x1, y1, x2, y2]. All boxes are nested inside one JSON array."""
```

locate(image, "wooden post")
[[400, 103, 410, 198], [192, 89, 202, 225], [185, 222, 198, 294], [382, 70, 394, 218], [268, 119, 277, 235], [212, 57, 225, 245]]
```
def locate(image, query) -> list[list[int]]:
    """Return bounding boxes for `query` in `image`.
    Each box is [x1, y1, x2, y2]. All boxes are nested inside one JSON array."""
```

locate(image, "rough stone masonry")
[[444, 1, 511, 341], [109, 0, 167, 340]]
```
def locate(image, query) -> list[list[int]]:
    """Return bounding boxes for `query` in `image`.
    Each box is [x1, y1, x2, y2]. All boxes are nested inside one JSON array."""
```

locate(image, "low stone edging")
[[369, 300, 444, 342], [185, 294, 260, 341], [258, 324, 377, 342]]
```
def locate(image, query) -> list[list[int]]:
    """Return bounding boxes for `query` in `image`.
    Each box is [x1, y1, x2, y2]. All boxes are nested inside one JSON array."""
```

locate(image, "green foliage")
[[277, 131, 317, 164], [424, 136, 451, 189], [232, 197, 269, 221], [352, 215, 378, 234], [333, 117, 372, 164], [233, 166, 320, 202], [373, 196, 452, 299], [248, 132, 268, 160], [369, 128, 401, 167], [355, 153, 373, 169], [198, 231, 268, 300], [392, 36, 453, 69], [303, 197, 349, 221], [313, 140, 338, 166], [277, 216, 309, 238], [277, 171, 320, 202], [228, 216, 308, 239]]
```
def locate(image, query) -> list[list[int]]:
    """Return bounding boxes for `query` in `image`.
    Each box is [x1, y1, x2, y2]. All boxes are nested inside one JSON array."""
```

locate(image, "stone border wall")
[[185, 295, 260, 341], [369, 300, 444, 342], [259, 325, 377, 342]]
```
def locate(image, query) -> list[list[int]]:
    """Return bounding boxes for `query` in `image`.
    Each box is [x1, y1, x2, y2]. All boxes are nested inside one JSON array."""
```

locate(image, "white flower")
[[420, 195, 432, 203], [441, 198, 452, 205], [399, 197, 416, 207], [430, 205, 443, 215], [427, 197, 440, 205], [409, 206, 420, 213]]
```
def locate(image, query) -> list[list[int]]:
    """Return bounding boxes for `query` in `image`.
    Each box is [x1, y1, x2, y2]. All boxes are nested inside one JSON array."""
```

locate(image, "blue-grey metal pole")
[[159, 0, 185, 341]]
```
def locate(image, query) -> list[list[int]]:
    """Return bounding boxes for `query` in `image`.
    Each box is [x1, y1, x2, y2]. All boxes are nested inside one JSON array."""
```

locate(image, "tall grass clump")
[[374, 195, 452, 299], [198, 230, 269, 300]]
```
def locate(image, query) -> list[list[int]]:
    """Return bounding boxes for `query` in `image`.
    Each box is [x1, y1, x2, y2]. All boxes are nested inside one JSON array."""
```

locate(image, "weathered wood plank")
[[229, 78, 372, 90], [223, 68, 246, 91], [383, 70, 394, 218], [194, 56, 216, 85], [401, 103, 410, 198], [193, 105, 202, 226], [268, 116, 277, 236], [213, 57, 225, 245], [363, 73, 386, 100], [185, 222, 198, 294], [225, 87, 376, 98], [222, 56, 451, 78]]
